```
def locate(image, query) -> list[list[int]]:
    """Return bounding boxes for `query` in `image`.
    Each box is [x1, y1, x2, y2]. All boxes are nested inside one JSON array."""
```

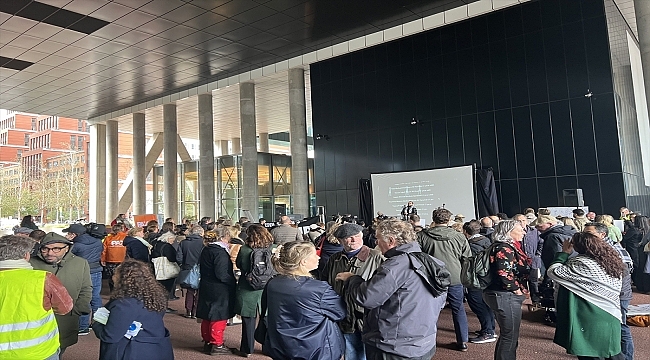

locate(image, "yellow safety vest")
[[0, 269, 60, 360]]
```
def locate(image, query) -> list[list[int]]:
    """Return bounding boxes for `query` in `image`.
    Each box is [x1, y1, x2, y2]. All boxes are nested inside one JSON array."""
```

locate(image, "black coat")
[[123, 236, 150, 263], [176, 234, 203, 268], [196, 244, 236, 321], [71, 233, 104, 274], [540, 225, 577, 268], [92, 297, 173, 360], [468, 235, 491, 255], [263, 275, 345, 360]]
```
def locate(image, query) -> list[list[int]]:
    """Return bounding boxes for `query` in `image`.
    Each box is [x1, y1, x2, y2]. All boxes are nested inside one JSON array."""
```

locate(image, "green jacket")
[[30, 250, 92, 349], [234, 244, 276, 317], [417, 226, 471, 285], [324, 246, 384, 333], [552, 252, 622, 357]]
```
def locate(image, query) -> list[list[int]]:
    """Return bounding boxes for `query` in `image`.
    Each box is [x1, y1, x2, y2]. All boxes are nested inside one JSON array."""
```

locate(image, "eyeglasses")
[[40, 246, 68, 254]]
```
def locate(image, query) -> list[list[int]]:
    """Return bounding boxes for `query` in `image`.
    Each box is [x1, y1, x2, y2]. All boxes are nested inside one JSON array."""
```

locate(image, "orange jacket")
[[101, 232, 127, 263]]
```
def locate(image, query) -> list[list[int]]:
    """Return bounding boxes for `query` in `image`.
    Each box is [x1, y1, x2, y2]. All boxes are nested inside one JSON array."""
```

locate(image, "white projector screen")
[[371, 165, 476, 221]]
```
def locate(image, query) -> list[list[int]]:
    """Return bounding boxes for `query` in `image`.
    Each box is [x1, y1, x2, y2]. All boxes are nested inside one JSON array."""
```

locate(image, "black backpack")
[[245, 247, 276, 290], [84, 223, 107, 239]]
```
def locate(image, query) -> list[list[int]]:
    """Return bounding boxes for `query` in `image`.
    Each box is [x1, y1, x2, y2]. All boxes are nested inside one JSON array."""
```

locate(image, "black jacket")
[[263, 275, 345, 360], [176, 234, 204, 269], [540, 225, 577, 268], [123, 236, 150, 263], [71, 233, 103, 274], [468, 235, 492, 255], [93, 298, 173, 360], [196, 244, 236, 321]]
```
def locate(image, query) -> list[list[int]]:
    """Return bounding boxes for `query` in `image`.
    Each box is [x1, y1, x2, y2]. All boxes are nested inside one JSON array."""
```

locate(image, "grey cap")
[[14, 227, 34, 235], [333, 223, 364, 239]]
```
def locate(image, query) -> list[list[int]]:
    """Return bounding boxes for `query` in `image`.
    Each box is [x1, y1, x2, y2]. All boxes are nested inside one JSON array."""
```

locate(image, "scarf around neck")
[[547, 255, 622, 322], [0, 259, 33, 269]]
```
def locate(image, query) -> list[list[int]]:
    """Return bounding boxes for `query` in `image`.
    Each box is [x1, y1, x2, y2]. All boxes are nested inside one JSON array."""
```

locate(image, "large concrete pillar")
[[219, 140, 230, 156], [635, 0, 650, 111], [89, 123, 106, 223], [132, 113, 146, 215], [163, 104, 178, 222], [231, 137, 241, 154], [289, 68, 310, 217], [240, 82, 259, 220], [198, 93, 216, 220], [105, 120, 119, 223], [259, 132, 269, 152]]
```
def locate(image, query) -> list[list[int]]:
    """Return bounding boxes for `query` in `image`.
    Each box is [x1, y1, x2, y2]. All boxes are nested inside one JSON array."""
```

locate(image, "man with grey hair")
[[417, 208, 472, 351], [271, 215, 303, 244], [337, 219, 448, 360], [583, 222, 634, 360], [177, 225, 205, 318], [0, 235, 73, 360], [324, 223, 384, 360]]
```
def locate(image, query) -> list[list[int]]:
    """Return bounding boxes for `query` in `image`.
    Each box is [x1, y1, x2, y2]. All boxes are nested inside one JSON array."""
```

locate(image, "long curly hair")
[[111, 259, 168, 312], [571, 232, 625, 279], [246, 224, 273, 249]]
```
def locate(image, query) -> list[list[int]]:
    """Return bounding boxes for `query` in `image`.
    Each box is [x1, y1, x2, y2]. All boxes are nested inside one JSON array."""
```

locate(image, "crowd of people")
[[0, 205, 647, 360]]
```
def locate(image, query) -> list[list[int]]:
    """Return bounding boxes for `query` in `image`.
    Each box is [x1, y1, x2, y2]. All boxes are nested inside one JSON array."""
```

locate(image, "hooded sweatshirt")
[[417, 226, 471, 285], [539, 225, 577, 268]]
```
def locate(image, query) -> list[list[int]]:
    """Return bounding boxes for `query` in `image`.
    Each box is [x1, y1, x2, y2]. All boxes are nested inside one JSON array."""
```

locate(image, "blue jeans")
[[483, 290, 525, 360], [620, 299, 634, 360], [447, 284, 469, 343], [79, 271, 102, 330], [466, 287, 495, 335], [344, 332, 366, 360]]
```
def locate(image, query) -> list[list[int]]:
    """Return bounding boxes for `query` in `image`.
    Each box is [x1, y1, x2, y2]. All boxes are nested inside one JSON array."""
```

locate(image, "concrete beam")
[[117, 133, 164, 213]]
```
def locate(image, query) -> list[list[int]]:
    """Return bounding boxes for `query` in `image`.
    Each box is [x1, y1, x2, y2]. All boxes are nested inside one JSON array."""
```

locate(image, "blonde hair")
[[227, 226, 240, 240], [127, 227, 143, 237], [271, 241, 315, 277], [596, 214, 614, 226]]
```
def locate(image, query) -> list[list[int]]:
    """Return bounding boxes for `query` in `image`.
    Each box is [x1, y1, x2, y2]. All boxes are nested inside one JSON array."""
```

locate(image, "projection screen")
[[370, 165, 476, 221]]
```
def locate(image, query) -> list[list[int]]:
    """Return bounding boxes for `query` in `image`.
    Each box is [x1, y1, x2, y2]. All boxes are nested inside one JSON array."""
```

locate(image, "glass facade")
[[153, 153, 315, 221]]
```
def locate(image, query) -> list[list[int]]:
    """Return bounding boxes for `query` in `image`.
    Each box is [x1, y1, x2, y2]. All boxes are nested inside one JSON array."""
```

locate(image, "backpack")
[[245, 247, 277, 290], [85, 223, 107, 239], [460, 242, 508, 290]]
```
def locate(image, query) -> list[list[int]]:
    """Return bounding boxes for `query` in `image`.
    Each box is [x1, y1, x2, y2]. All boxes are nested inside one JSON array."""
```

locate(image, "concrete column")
[[219, 140, 230, 156], [289, 68, 310, 217], [163, 104, 178, 222], [88, 123, 106, 223], [132, 113, 146, 215], [259, 132, 269, 152], [240, 82, 259, 220], [231, 137, 241, 154], [635, 0, 650, 111], [198, 93, 216, 220], [105, 120, 119, 223]]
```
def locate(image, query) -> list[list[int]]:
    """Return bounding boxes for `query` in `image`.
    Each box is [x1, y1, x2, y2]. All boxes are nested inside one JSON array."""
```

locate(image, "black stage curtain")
[[358, 179, 373, 225], [476, 168, 499, 217]]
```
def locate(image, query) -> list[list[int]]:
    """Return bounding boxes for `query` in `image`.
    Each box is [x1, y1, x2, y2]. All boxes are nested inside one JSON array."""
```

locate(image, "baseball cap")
[[62, 223, 87, 234]]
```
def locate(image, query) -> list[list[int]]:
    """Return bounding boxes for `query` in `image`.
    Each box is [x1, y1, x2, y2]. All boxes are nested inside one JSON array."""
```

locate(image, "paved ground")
[[65, 282, 650, 360]]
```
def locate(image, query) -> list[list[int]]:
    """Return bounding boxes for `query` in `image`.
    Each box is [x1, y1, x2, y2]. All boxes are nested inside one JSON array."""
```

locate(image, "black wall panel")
[[311, 0, 626, 218]]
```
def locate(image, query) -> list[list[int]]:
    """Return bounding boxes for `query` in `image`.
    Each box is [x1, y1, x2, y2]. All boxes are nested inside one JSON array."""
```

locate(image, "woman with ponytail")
[[261, 241, 345, 360]]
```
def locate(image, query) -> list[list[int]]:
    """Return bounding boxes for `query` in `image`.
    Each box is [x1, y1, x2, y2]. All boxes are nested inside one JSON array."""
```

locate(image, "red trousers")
[[201, 319, 227, 346]]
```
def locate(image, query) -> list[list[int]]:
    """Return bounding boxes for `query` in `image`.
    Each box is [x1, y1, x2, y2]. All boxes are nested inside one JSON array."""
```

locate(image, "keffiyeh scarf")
[[548, 255, 622, 322]]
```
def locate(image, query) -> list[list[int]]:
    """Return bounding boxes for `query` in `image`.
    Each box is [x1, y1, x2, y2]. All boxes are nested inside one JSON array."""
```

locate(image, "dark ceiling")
[[0, 0, 475, 120]]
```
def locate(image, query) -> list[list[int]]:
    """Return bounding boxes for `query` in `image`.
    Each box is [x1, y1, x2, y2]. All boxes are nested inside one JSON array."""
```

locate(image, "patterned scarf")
[[547, 255, 622, 322]]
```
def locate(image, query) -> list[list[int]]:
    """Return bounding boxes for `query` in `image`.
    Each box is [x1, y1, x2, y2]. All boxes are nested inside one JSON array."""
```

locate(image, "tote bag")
[[152, 256, 180, 280], [179, 264, 200, 289]]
